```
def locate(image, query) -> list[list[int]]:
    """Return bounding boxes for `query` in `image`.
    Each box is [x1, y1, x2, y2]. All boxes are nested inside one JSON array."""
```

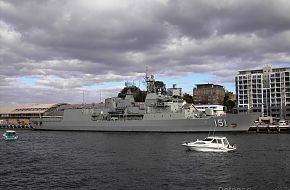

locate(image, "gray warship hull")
[[32, 110, 259, 132]]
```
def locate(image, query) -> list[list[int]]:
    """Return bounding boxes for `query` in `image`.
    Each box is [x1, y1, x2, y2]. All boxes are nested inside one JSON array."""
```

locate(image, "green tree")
[[223, 92, 236, 113], [118, 86, 147, 102], [183, 93, 193, 103], [154, 81, 166, 94]]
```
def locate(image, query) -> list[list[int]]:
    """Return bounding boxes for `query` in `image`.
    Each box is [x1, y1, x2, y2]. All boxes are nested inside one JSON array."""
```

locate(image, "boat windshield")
[[6, 132, 16, 136], [222, 139, 229, 146], [212, 139, 218, 143], [203, 138, 213, 141]]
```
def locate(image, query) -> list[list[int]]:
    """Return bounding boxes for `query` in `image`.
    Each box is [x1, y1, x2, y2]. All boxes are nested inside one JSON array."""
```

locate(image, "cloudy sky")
[[1, 0, 290, 104]]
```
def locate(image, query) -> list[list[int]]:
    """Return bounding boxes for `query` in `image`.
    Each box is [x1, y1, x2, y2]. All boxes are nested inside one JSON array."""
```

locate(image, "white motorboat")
[[3, 130, 18, 141], [182, 136, 236, 152]]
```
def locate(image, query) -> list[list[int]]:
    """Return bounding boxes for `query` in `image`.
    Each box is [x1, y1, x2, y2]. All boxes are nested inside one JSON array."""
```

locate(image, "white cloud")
[[0, 21, 21, 44]]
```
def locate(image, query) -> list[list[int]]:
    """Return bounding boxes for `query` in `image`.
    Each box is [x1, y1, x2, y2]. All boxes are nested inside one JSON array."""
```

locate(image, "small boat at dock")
[[182, 136, 236, 152], [2, 130, 18, 141], [249, 120, 290, 133], [278, 120, 289, 130]]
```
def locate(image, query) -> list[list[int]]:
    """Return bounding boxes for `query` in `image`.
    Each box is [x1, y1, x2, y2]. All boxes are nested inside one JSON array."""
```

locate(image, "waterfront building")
[[167, 84, 182, 98], [235, 65, 290, 120], [192, 84, 225, 105], [0, 103, 67, 125]]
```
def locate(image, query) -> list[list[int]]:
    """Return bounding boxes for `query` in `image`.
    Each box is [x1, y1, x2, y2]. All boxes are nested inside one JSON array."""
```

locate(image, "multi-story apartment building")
[[192, 84, 225, 105], [236, 65, 290, 120]]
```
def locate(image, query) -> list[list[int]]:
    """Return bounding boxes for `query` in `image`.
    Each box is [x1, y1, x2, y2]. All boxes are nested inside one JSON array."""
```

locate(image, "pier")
[[0, 123, 33, 129], [249, 125, 289, 133]]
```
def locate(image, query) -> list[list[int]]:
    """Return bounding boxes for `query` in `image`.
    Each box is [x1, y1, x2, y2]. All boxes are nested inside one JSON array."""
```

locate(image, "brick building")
[[192, 84, 225, 105]]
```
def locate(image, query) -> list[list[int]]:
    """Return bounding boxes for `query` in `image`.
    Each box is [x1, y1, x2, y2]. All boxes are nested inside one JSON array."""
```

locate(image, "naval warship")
[[31, 74, 259, 132]]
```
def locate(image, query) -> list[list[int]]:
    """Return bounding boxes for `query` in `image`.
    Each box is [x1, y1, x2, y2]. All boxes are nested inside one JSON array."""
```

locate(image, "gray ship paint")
[[31, 75, 259, 132]]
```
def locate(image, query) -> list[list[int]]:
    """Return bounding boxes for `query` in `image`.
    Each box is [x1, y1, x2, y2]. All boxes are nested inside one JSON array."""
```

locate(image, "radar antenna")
[[144, 67, 156, 93]]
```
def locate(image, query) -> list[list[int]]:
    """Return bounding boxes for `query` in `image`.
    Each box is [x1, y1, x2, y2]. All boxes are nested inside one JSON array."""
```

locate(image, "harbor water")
[[1, 130, 290, 190]]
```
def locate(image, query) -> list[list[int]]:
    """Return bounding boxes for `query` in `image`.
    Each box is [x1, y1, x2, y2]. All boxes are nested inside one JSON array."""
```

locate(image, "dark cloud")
[[1, 0, 290, 103]]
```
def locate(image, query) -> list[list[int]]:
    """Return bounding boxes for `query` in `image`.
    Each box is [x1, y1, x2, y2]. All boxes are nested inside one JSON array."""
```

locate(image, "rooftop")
[[0, 104, 60, 115]]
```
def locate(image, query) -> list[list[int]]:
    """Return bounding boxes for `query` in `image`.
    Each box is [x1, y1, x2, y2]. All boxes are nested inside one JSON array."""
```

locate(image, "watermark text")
[[219, 187, 252, 190]]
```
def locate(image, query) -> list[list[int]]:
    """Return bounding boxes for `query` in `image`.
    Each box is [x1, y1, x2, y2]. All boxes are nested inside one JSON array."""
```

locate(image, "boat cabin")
[[202, 136, 230, 147], [3, 130, 18, 140], [5, 130, 17, 136]]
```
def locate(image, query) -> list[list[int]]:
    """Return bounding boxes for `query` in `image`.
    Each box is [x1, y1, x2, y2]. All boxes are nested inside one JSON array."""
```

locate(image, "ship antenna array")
[[144, 67, 156, 93], [145, 66, 149, 91]]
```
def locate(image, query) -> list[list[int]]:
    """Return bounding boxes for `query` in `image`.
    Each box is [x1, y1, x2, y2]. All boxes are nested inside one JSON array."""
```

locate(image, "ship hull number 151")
[[214, 119, 228, 127]]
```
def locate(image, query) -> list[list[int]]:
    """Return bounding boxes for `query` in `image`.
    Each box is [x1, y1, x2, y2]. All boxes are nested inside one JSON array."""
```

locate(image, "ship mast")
[[144, 67, 156, 93]]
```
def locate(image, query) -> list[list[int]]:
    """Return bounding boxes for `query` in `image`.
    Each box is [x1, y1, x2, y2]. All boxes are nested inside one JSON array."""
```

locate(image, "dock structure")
[[0, 103, 67, 129], [0, 123, 33, 129], [249, 124, 289, 133]]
